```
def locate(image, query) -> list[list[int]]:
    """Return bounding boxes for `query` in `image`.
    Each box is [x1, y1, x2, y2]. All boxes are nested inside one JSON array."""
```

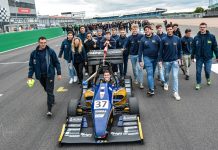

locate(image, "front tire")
[[67, 99, 79, 117], [128, 97, 139, 115]]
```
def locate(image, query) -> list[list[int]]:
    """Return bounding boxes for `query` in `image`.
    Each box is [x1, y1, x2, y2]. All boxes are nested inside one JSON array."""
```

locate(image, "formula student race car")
[[58, 48, 143, 145]]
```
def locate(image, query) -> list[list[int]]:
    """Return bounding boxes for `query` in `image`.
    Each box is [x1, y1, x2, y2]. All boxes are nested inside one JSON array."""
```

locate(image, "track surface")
[[0, 26, 218, 150]]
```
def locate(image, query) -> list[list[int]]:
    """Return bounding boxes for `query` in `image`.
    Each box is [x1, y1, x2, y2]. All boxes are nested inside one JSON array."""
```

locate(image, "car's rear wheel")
[[129, 97, 139, 115], [67, 99, 79, 117]]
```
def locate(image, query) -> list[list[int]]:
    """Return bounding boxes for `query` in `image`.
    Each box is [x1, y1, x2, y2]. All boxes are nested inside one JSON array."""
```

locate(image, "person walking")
[[139, 25, 161, 96], [28, 36, 62, 116], [191, 22, 218, 90], [58, 31, 77, 84], [68, 37, 87, 84], [159, 24, 182, 101]]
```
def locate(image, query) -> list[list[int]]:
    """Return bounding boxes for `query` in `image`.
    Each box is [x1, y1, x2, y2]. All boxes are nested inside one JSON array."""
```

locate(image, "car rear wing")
[[87, 49, 123, 66]]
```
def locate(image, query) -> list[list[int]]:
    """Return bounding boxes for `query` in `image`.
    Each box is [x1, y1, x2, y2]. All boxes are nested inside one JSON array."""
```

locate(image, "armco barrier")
[[0, 27, 64, 52]]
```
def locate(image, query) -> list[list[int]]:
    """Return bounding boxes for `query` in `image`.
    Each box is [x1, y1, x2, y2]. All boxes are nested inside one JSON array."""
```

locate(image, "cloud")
[[35, 0, 209, 17]]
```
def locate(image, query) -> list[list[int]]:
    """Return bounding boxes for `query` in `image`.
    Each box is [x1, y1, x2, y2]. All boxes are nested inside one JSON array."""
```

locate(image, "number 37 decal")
[[94, 100, 109, 109]]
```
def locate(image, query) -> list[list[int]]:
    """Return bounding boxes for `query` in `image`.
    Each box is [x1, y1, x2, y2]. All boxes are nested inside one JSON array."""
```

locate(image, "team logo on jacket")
[[196, 41, 199, 45], [152, 40, 156, 43], [33, 59, 36, 64], [208, 40, 212, 44], [164, 42, 169, 45], [65, 45, 67, 48], [173, 43, 177, 46]]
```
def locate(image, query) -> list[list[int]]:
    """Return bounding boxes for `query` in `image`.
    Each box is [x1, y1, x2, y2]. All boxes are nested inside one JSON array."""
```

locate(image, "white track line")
[[0, 35, 64, 54], [0, 61, 29, 65], [211, 64, 218, 74]]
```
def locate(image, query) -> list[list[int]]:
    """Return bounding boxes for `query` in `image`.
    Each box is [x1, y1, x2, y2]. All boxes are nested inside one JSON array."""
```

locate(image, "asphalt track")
[[0, 26, 218, 150]]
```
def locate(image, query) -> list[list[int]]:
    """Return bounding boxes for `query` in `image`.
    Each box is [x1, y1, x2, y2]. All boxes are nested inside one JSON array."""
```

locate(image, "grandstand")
[[93, 8, 167, 22], [205, 0, 218, 17]]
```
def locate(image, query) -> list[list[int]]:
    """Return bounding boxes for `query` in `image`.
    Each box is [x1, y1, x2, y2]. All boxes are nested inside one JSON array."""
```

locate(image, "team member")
[[68, 37, 87, 84], [173, 23, 182, 38], [100, 31, 116, 49], [78, 25, 86, 44], [117, 28, 128, 77], [111, 28, 119, 41], [84, 32, 97, 75], [181, 29, 193, 80], [156, 24, 167, 84], [58, 31, 76, 84], [159, 24, 182, 101], [102, 70, 114, 85], [96, 29, 104, 50], [191, 22, 218, 90], [100, 31, 117, 73], [124, 24, 144, 89], [139, 25, 161, 96], [28, 36, 62, 116]]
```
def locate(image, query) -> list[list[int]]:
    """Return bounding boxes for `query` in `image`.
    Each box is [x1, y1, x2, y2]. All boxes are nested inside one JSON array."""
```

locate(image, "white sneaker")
[[139, 83, 144, 89], [134, 80, 138, 85], [46, 111, 52, 116], [69, 78, 73, 84], [73, 76, 78, 82], [164, 84, 168, 91], [173, 92, 181, 101]]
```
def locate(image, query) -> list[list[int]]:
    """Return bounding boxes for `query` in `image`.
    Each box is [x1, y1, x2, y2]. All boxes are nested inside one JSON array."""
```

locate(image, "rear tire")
[[128, 97, 139, 115], [67, 99, 79, 117]]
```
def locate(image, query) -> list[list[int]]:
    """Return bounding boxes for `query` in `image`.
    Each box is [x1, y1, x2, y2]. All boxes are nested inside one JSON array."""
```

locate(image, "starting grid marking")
[[57, 87, 68, 92], [0, 61, 29, 65]]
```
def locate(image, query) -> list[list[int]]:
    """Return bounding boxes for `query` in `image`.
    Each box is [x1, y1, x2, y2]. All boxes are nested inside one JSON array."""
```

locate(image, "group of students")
[[27, 21, 218, 116], [59, 22, 218, 101]]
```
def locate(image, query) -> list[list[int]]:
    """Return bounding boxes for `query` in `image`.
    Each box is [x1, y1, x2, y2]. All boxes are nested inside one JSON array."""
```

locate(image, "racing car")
[[58, 48, 143, 145]]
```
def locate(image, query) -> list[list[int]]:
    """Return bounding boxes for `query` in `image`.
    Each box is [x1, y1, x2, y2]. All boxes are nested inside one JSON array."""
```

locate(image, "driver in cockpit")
[[102, 70, 114, 85]]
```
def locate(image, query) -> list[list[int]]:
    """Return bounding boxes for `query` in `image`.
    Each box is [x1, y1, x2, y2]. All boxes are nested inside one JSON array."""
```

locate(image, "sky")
[[35, 0, 209, 18]]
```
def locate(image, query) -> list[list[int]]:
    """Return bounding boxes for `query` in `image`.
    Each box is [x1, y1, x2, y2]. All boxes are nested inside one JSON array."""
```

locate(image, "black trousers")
[[39, 75, 55, 112], [74, 62, 84, 83]]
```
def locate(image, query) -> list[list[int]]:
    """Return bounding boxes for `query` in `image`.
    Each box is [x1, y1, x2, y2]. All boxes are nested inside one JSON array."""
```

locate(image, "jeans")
[[130, 55, 143, 83], [39, 75, 55, 112], [143, 56, 157, 90], [157, 62, 165, 82], [196, 58, 212, 84], [119, 54, 129, 77], [164, 61, 179, 93], [181, 54, 191, 76], [65, 60, 76, 79]]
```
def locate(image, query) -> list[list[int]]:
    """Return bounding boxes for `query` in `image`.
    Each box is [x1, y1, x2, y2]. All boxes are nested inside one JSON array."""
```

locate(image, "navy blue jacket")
[[96, 36, 103, 50], [84, 39, 96, 53], [124, 34, 143, 55], [68, 46, 87, 64], [28, 46, 61, 80], [117, 35, 128, 56], [78, 33, 87, 44], [173, 29, 182, 38], [138, 34, 161, 62], [159, 35, 182, 62], [58, 38, 72, 61], [157, 32, 167, 39], [181, 36, 193, 55], [112, 34, 119, 41], [100, 37, 116, 49], [191, 31, 218, 60]]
